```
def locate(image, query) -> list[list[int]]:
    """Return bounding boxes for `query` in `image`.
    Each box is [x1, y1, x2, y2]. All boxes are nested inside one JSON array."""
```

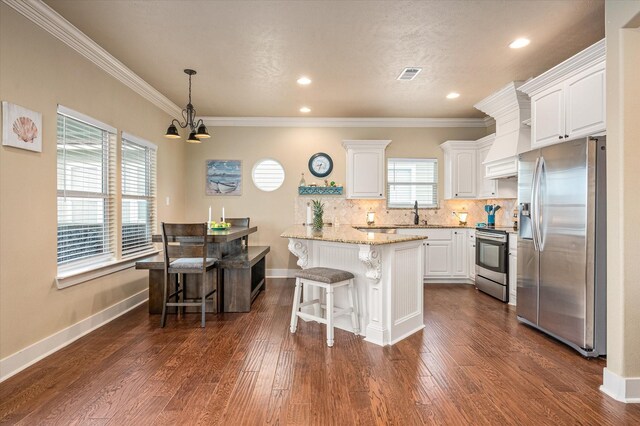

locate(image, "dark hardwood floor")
[[1, 279, 639, 425]]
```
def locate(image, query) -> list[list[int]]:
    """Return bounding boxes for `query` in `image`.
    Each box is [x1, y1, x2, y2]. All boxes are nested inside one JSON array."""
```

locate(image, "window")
[[387, 158, 438, 208], [121, 133, 157, 257], [252, 158, 285, 191], [57, 107, 116, 268]]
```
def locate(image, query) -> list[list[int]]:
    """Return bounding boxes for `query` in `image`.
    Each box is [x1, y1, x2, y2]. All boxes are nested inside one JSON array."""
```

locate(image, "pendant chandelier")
[[164, 69, 210, 143]]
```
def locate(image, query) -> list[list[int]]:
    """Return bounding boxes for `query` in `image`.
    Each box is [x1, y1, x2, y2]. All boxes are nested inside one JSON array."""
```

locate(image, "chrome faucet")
[[411, 200, 419, 225]]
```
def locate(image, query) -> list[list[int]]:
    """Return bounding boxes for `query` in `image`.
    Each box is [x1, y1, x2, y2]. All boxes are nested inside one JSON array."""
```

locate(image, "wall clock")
[[308, 152, 333, 178]]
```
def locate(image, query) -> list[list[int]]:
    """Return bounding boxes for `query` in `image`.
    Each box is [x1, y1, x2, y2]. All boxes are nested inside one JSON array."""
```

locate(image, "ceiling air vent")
[[397, 67, 422, 81]]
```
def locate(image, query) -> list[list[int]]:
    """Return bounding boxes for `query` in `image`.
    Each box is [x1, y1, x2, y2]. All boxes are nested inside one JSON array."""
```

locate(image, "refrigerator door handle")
[[537, 157, 546, 251], [531, 157, 540, 252]]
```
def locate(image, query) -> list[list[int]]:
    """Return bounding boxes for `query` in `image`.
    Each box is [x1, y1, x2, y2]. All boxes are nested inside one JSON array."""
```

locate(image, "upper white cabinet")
[[520, 39, 605, 149], [531, 84, 565, 147], [441, 137, 516, 200], [565, 64, 606, 138], [342, 140, 391, 199], [441, 141, 477, 199]]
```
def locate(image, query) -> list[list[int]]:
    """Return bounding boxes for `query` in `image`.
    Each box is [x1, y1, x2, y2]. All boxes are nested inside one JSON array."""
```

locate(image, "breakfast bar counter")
[[281, 225, 427, 346]]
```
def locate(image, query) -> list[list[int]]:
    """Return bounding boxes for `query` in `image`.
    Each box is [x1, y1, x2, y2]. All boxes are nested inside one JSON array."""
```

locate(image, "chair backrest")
[[224, 217, 250, 228], [161, 223, 208, 267], [222, 217, 250, 247]]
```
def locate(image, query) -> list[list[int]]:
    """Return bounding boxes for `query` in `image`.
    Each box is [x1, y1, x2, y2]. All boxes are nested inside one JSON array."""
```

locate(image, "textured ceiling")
[[44, 0, 604, 118]]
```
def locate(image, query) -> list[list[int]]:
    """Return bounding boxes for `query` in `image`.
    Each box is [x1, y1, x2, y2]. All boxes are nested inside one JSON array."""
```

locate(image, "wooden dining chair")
[[161, 223, 218, 328], [222, 217, 250, 247]]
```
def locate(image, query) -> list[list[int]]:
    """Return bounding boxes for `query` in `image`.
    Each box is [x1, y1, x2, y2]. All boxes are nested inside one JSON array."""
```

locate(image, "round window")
[[252, 158, 285, 192]]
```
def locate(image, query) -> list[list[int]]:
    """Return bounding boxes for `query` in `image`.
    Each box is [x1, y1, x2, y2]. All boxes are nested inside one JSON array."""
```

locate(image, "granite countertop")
[[355, 224, 472, 229], [280, 225, 427, 245]]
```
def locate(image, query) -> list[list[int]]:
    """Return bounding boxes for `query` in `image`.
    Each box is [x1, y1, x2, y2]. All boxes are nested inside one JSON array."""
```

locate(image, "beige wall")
[[184, 126, 488, 270], [0, 5, 186, 358], [605, 0, 640, 378]]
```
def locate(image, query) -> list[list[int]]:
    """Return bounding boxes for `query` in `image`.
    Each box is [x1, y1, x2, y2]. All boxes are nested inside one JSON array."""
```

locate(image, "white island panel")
[[284, 228, 425, 346]]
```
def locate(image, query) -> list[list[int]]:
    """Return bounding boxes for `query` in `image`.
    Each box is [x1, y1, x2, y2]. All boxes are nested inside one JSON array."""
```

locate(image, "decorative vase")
[[312, 199, 324, 231]]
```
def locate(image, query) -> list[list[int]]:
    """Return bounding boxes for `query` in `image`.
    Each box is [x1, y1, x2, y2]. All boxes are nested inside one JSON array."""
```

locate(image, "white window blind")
[[57, 111, 116, 267], [252, 159, 285, 192], [121, 133, 157, 257], [387, 158, 438, 208]]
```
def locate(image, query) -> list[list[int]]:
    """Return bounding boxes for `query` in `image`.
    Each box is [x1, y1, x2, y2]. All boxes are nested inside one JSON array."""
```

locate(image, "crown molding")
[[2, 0, 182, 118], [518, 39, 606, 96], [200, 116, 490, 128], [474, 81, 530, 119]]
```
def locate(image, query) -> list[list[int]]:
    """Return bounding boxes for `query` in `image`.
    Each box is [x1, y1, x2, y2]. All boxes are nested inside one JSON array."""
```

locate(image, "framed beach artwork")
[[206, 160, 242, 196], [2, 101, 42, 152]]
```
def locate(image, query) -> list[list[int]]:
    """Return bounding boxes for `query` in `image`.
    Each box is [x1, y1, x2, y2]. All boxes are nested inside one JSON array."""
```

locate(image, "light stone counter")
[[282, 224, 427, 346], [280, 224, 426, 245]]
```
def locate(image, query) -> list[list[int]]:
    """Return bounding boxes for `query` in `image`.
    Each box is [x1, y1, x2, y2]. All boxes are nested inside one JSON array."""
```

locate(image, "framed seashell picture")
[[2, 101, 42, 152]]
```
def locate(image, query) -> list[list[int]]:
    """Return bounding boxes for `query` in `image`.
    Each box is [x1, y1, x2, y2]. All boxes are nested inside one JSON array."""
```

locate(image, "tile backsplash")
[[295, 197, 518, 228]]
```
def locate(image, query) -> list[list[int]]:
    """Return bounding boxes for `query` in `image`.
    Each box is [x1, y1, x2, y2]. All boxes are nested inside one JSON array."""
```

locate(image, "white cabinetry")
[[565, 64, 606, 138], [425, 241, 452, 277], [441, 137, 516, 200], [441, 141, 477, 199], [468, 231, 476, 280], [451, 230, 467, 277], [508, 234, 517, 306], [397, 228, 473, 283], [520, 40, 606, 150], [342, 140, 391, 199], [531, 84, 565, 147]]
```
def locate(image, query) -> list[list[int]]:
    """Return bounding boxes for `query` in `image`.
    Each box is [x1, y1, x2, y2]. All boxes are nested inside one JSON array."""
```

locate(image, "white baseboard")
[[424, 278, 475, 285], [0, 289, 148, 382], [267, 268, 298, 278], [601, 367, 640, 403]]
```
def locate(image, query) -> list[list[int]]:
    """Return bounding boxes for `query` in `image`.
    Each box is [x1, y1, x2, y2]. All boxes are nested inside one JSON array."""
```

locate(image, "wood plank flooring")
[[1, 279, 639, 425]]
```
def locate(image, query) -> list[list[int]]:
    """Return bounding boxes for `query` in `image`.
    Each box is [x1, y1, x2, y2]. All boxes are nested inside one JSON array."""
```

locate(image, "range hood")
[[474, 81, 531, 178]]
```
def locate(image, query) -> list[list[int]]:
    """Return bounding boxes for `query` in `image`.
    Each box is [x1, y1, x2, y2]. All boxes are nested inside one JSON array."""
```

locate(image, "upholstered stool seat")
[[289, 267, 359, 347], [295, 267, 354, 284]]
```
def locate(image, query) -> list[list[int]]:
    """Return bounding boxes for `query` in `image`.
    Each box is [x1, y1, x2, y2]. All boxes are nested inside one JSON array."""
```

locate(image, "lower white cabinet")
[[424, 241, 452, 277], [451, 230, 467, 277], [468, 232, 476, 280], [508, 235, 517, 306], [397, 228, 473, 283]]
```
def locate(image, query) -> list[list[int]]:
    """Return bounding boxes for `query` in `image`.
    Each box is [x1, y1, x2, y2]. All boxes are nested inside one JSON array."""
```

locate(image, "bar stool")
[[289, 267, 359, 347]]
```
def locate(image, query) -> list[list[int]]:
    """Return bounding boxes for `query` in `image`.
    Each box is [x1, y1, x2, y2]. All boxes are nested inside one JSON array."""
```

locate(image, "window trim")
[[56, 108, 116, 269], [386, 157, 439, 209], [55, 108, 159, 288], [55, 250, 159, 289]]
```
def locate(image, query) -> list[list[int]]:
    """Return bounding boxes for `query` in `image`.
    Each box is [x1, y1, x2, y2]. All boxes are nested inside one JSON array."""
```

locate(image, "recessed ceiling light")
[[299, 106, 311, 113], [297, 76, 312, 85], [446, 92, 460, 99], [509, 38, 530, 49]]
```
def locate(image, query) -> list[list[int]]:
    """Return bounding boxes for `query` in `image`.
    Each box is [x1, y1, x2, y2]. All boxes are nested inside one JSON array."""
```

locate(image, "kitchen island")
[[281, 225, 427, 346]]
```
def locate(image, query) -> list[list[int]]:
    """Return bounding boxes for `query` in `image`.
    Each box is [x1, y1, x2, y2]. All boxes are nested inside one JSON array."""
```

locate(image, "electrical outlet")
[[165, 196, 170, 206]]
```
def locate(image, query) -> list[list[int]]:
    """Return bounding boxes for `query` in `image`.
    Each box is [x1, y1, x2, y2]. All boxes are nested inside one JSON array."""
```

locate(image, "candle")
[[306, 204, 312, 225], [208, 206, 212, 223], [222, 207, 225, 223]]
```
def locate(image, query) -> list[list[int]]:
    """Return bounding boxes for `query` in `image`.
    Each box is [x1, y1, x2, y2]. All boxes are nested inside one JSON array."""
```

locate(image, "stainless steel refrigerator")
[[517, 137, 606, 357]]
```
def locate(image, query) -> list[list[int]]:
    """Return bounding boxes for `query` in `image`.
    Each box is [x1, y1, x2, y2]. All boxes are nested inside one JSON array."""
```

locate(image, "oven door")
[[476, 236, 507, 276]]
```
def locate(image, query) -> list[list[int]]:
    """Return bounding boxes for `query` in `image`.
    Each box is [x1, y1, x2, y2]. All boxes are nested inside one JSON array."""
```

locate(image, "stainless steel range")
[[475, 227, 509, 302]]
